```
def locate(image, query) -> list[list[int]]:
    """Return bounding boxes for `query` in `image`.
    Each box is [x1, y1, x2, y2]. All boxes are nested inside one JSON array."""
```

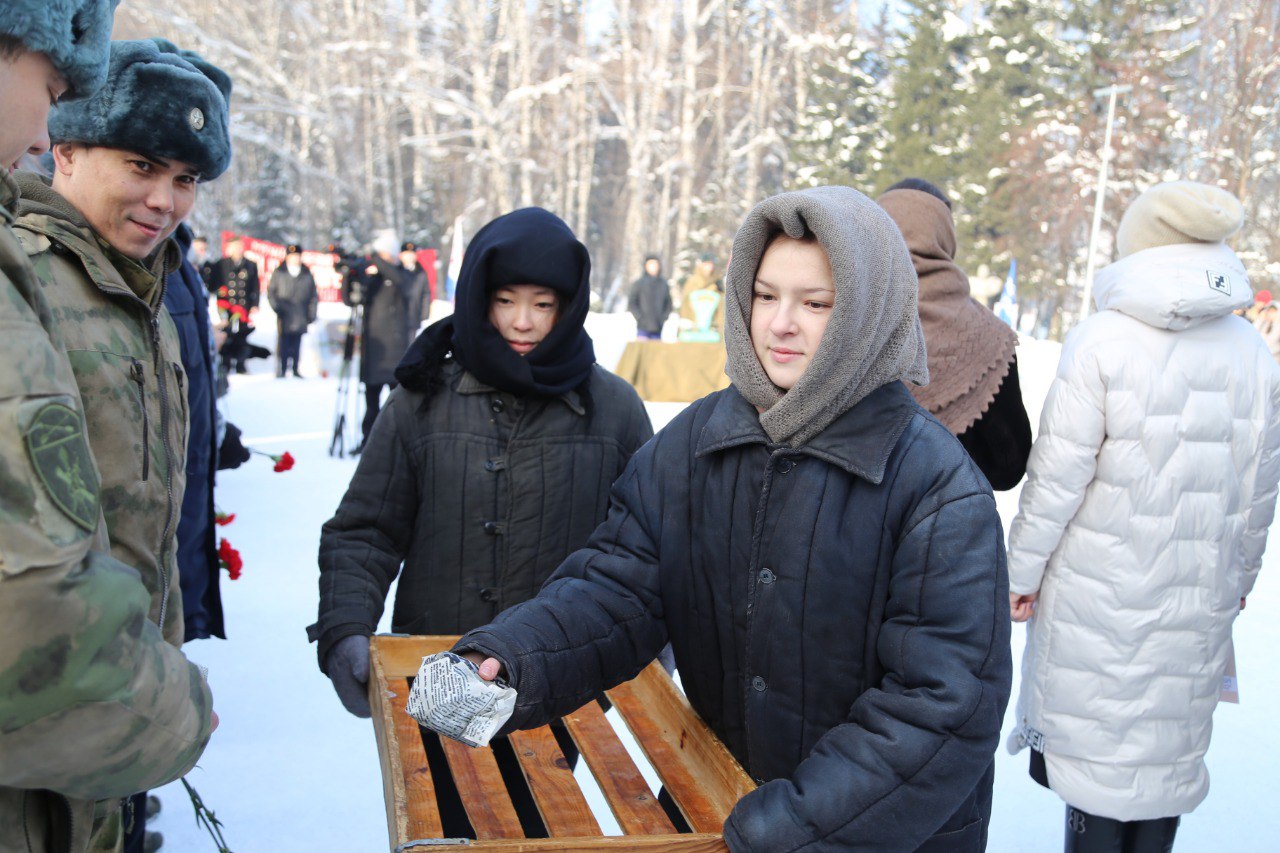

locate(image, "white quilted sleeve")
[[1006, 326, 1108, 595], [1239, 368, 1280, 596]]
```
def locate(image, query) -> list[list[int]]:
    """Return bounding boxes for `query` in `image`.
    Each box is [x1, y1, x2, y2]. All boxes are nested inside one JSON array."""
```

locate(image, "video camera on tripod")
[[328, 245, 373, 457]]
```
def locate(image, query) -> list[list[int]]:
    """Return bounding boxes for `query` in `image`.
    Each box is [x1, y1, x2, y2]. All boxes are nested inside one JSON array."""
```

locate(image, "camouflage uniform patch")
[[24, 402, 100, 532]]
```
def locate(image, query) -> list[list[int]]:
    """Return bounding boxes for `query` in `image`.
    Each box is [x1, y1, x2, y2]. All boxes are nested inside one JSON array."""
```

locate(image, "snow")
[[147, 327, 1279, 851]]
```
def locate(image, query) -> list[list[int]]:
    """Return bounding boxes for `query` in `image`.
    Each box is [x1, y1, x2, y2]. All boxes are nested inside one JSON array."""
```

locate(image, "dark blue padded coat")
[[460, 380, 1011, 851], [164, 225, 224, 640]]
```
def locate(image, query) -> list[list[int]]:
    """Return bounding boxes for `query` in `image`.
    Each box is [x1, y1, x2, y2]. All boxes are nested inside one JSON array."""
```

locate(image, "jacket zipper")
[[130, 359, 150, 481], [151, 263, 176, 636]]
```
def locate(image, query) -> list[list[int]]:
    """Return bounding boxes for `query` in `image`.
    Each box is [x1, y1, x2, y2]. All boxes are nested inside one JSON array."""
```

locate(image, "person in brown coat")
[[878, 178, 1031, 490]]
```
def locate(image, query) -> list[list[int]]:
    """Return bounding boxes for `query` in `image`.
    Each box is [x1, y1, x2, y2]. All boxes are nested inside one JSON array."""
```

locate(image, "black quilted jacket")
[[460, 381, 1011, 852], [309, 360, 652, 669]]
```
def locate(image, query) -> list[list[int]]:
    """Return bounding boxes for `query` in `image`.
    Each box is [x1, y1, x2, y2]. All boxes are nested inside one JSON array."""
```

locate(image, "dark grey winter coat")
[[359, 256, 414, 386], [267, 263, 319, 335], [627, 272, 672, 335], [460, 381, 1012, 852], [308, 360, 652, 671]]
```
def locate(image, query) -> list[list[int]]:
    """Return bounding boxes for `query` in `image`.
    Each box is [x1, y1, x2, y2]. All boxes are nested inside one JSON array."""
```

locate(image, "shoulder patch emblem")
[[24, 403, 100, 532], [1207, 270, 1231, 295]]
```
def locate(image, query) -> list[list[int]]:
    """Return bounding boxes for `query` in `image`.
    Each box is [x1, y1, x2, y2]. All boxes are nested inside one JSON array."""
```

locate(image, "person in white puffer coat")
[[1006, 181, 1280, 853]]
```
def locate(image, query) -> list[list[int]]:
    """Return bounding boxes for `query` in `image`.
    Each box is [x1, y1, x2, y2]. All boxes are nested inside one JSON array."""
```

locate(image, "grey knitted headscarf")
[[724, 186, 929, 447]]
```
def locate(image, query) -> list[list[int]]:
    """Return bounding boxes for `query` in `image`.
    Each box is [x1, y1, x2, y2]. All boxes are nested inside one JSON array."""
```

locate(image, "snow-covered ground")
[[148, 323, 1280, 851]]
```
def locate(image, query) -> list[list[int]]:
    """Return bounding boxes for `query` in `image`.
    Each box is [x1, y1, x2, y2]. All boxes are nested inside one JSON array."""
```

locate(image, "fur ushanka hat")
[[0, 0, 119, 99], [48, 39, 233, 180]]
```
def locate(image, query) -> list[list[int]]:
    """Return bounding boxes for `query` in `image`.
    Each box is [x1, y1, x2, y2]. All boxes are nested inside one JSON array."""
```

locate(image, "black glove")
[[326, 634, 371, 718], [217, 422, 251, 471]]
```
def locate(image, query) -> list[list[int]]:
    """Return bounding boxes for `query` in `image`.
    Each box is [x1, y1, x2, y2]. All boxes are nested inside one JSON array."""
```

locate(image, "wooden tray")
[[369, 635, 754, 852]]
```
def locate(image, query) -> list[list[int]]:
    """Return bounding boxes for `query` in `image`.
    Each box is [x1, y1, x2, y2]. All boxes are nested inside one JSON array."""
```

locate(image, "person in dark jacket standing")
[[190, 234, 216, 289], [878, 179, 1031, 490], [309, 206, 652, 715], [401, 240, 433, 329], [452, 187, 1012, 852], [164, 224, 227, 643], [354, 231, 414, 445], [267, 243, 318, 378], [212, 235, 260, 374], [628, 254, 672, 339]]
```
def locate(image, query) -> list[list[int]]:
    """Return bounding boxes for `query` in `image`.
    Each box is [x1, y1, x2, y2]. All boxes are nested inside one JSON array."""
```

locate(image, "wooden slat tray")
[[369, 635, 754, 852]]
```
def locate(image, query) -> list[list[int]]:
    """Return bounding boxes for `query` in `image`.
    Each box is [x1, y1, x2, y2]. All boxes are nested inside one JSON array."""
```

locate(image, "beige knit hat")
[[1115, 181, 1245, 259]]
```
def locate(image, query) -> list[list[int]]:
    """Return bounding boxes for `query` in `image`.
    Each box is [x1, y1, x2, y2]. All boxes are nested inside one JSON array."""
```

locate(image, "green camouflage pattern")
[[0, 171, 212, 853], [13, 171, 189, 649]]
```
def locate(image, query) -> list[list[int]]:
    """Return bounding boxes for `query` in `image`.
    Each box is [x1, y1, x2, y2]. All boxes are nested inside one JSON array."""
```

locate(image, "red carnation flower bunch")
[[217, 538, 243, 580], [214, 510, 236, 526]]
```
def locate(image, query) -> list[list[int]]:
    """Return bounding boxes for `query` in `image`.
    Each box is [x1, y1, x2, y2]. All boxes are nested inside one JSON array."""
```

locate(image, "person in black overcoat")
[[267, 243, 318, 377], [355, 232, 415, 445]]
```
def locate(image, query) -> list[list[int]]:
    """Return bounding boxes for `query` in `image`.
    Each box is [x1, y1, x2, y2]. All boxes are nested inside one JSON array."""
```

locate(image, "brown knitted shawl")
[[877, 189, 1018, 435]]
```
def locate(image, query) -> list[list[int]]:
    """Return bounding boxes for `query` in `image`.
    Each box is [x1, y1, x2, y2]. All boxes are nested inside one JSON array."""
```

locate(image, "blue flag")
[[994, 259, 1017, 329]]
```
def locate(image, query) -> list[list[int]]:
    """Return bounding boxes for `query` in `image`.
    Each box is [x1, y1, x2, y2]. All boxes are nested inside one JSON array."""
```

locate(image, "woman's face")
[[749, 236, 835, 391], [488, 284, 559, 356]]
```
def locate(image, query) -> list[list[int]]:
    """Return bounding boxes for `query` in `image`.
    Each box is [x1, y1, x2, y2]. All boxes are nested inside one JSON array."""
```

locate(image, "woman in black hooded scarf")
[[309, 208, 652, 726]]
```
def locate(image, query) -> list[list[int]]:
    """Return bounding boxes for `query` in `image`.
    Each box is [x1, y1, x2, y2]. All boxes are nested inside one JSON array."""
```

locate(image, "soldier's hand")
[[326, 635, 372, 718]]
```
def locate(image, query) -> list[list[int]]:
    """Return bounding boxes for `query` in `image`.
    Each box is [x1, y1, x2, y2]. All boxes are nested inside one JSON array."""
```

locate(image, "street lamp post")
[[1079, 83, 1132, 324]]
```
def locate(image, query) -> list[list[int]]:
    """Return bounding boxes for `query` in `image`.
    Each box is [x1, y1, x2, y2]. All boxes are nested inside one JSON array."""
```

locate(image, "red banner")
[[219, 232, 438, 303]]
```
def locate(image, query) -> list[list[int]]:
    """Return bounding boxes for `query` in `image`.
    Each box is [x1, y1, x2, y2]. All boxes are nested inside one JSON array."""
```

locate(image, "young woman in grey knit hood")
[[452, 186, 1012, 851]]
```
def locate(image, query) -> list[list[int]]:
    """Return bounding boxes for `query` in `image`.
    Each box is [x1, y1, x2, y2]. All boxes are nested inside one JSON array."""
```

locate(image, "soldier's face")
[[50, 144, 199, 260], [488, 285, 559, 356], [0, 49, 68, 171]]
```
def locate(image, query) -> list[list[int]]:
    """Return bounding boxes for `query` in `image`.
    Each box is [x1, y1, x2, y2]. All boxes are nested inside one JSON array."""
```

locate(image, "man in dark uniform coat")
[[400, 241, 432, 329], [212, 235, 260, 374], [267, 243, 318, 378], [191, 234, 217, 291], [355, 232, 414, 446]]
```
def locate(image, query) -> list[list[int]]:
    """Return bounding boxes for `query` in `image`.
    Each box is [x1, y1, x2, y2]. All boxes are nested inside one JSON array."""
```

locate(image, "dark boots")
[[1063, 806, 1179, 853]]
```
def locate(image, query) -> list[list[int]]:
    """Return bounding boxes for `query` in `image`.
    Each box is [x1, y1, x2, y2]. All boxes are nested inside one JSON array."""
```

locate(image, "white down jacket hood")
[[1006, 242, 1280, 821]]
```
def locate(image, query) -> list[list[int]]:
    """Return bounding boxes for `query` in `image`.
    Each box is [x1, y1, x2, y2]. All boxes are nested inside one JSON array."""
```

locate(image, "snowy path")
[[148, 336, 1279, 851]]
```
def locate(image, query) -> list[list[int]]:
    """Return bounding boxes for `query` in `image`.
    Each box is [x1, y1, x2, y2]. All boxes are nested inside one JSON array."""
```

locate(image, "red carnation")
[[214, 511, 236, 526], [217, 538, 243, 580], [230, 305, 249, 322], [272, 451, 295, 473], [216, 298, 230, 312]]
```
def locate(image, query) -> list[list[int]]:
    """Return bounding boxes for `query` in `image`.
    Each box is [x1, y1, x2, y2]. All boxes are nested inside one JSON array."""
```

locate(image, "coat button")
[[491, 399, 505, 414], [759, 568, 775, 584], [776, 458, 795, 473], [482, 521, 501, 535], [752, 676, 767, 692], [484, 460, 497, 472], [479, 587, 498, 603]]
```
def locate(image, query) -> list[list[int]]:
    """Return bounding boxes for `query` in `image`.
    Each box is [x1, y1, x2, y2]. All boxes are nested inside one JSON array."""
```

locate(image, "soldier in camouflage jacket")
[[0, 8, 215, 850]]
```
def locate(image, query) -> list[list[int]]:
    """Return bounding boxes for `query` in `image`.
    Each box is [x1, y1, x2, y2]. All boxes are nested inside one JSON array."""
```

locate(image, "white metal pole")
[[1079, 84, 1131, 324]]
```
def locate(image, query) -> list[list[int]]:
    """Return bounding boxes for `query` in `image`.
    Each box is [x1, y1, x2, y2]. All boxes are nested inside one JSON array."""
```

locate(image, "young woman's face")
[[488, 284, 559, 356], [750, 236, 835, 391]]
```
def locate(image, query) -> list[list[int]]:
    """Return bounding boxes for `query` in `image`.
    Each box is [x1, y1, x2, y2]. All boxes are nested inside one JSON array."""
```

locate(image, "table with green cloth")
[[613, 340, 730, 402]]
